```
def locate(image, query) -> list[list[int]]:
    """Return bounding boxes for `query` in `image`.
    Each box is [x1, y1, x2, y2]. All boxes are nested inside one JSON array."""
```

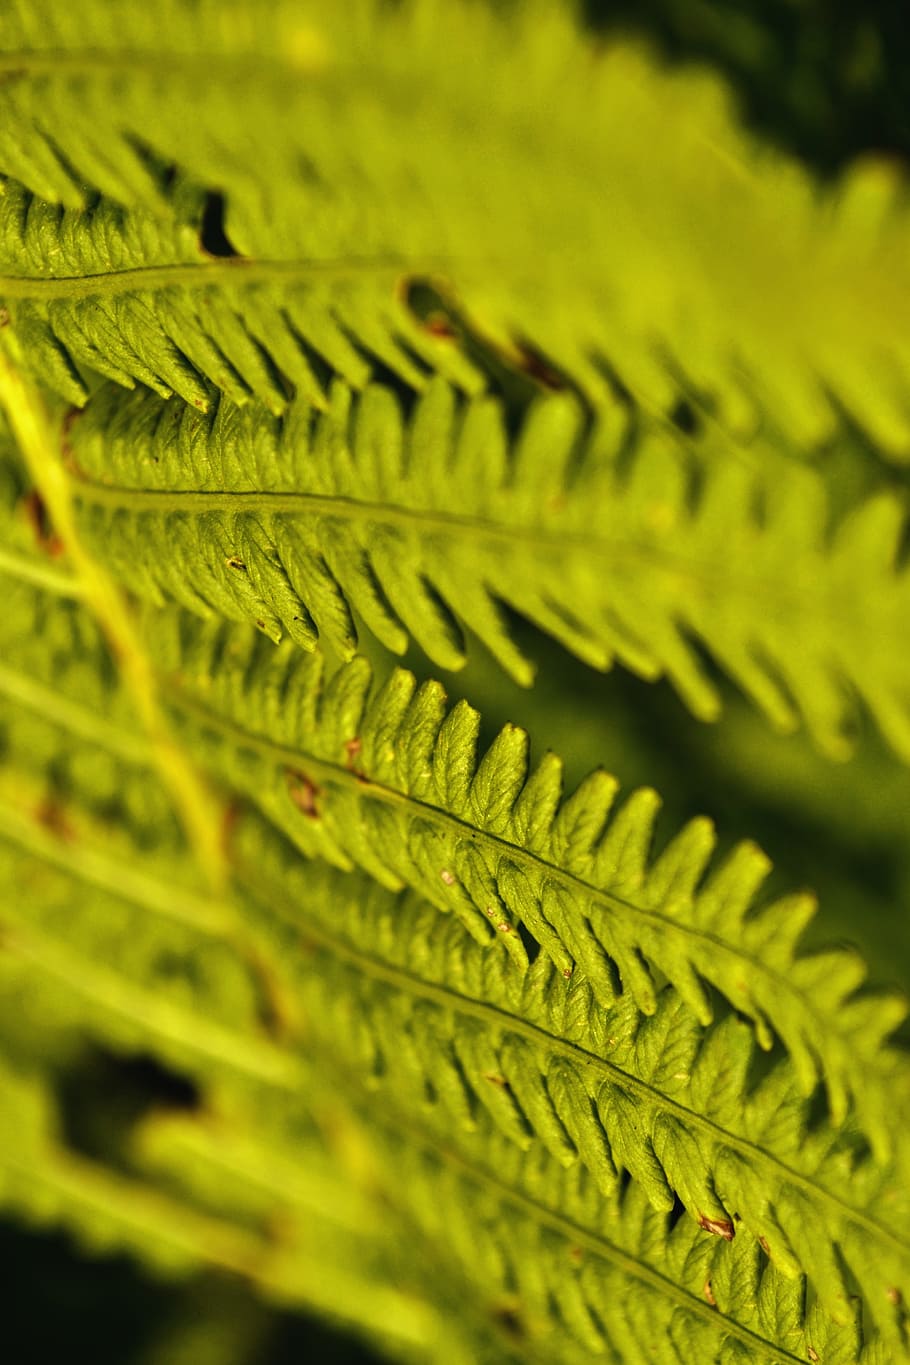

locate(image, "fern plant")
[[1, 2, 909, 1363]]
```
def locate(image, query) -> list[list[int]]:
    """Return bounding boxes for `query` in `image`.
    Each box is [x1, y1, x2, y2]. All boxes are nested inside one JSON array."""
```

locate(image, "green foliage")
[[4, 1, 910, 452], [66, 374, 910, 756], [0, 3, 909, 1364]]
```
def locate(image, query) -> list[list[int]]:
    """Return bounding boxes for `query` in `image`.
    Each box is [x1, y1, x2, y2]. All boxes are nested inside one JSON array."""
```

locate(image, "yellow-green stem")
[[0, 330, 227, 889]]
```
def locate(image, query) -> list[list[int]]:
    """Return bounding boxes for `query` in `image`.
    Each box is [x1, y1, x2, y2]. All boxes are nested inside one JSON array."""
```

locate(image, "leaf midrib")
[[352, 1089, 808, 1365], [69, 476, 901, 632], [238, 859, 909, 1263], [165, 681, 881, 1117], [0, 256, 443, 299]]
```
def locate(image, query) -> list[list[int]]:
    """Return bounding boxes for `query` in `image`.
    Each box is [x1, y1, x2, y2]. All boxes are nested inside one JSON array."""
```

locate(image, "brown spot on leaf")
[[219, 797, 242, 853], [423, 312, 458, 340], [35, 798, 76, 842], [515, 343, 566, 391], [490, 1300, 525, 1343], [226, 556, 246, 571], [887, 1287, 902, 1306], [23, 490, 64, 558], [344, 737, 366, 777], [703, 1280, 717, 1307], [808, 1348, 820, 1363], [568, 1245, 584, 1266], [698, 1213, 735, 1241], [759, 1236, 771, 1257], [440, 868, 456, 886], [483, 1072, 507, 1089], [287, 770, 322, 820]]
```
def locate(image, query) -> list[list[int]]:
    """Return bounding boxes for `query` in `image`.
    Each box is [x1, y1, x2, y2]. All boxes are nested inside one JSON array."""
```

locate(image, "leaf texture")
[[0, 175, 482, 411], [1, 2, 910, 454], [0, 558, 907, 1361], [149, 610, 908, 1154], [232, 815, 910, 1340], [64, 375, 910, 758]]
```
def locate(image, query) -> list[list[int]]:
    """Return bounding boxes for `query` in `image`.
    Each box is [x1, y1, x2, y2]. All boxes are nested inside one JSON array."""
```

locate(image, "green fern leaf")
[[61, 375, 910, 758], [229, 813, 910, 1338], [3, 2, 910, 454], [145, 610, 908, 1154], [2, 754, 906, 1360], [0, 175, 481, 411], [2, 566, 908, 1345]]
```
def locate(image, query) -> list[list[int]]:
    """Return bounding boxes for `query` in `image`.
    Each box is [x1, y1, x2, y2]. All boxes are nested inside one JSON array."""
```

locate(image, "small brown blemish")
[[516, 343, 566, 391], [490, 1300, 525, 1343], [568, 1245, 584, 1266], [703, 1280, 717, 1307], [226, 556, 246, 571], [758, 1236, 771, 1257], [423, 312, 458, 340], [808, 1348, 820, 1363], [483, 1072, 507, 1089], [60, 404, 84, 466], [440, 868, 456, 886], [23, 490, 64, 558], [698, 1213, 735, 1241], [497, 921, 512, 933], [562, 966, 573, 979], [887, 1287, 903, 1307], [219, 797, 242, 853], [0, 306, 10, 327], [344, 737, 365, 777], [287, 770, 322, 820], [35, 798, 75, 842]]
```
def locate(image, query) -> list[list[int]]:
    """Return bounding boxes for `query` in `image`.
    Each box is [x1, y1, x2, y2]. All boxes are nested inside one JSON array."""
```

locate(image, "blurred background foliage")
[[4, 0, 909, 1360]]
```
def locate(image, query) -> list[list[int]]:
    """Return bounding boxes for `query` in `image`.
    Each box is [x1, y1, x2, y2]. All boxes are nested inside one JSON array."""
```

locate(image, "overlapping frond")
[[66, 375, 910, 758], [1, 743, 903, 1362], [149, 1090, 883, 1365], [151, 612, 908, 1153], [0, 5, 907, 1353], [229, 816, 910, 1339], [0, 823, 882, 1365], [2, 2, 910, 453], [0, 175, 482, 411], [0, 557, 906, 1359]]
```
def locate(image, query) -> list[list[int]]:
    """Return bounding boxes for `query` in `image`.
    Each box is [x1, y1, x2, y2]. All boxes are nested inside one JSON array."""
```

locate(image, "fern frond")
[[0, 175, 481, 411], [0, 569, 906, 1357], [144, 1017, 900, 1365], [2, 2, 910, 452], [153, 613, 908, 1153], [3, 570, 907, 1339], [227, 815, 910, 1336], [353, 1108, 900, 1365], [4, 765, 904, 1361], [66, 375, 910, 757], [0, 810, 299, 1090]]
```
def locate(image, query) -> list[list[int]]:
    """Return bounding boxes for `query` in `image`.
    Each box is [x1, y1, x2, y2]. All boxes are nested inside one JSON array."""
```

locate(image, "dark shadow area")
[[0, 1222, 383, 1365]]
